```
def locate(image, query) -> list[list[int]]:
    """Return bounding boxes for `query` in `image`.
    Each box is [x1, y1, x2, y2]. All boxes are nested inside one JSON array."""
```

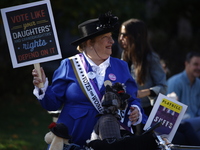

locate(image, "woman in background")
[[118, 18, 167, 134]]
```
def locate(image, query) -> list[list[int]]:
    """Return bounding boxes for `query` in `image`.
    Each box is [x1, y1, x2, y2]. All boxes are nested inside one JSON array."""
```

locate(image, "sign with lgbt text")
[[1, 0, 62, 68]]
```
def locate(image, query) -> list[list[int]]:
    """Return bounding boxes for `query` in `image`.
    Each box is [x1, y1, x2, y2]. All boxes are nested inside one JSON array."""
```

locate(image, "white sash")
[[70, 54, 104, 114]]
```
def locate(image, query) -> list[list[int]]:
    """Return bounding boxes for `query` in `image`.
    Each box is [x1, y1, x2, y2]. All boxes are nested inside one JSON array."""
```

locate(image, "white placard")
[[1, 0, 62, 68], [144, 93, 188, 142]]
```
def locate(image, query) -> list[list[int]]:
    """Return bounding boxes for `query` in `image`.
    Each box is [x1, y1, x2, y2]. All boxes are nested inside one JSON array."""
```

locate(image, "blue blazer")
[[38, 54, 147, 146]]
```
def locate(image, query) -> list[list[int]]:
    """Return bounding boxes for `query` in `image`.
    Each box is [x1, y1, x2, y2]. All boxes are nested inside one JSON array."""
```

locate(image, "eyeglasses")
[[119, 33, 129, 37]]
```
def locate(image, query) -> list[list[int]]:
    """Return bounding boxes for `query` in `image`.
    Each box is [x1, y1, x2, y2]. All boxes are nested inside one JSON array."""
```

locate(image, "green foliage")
[[49, 0, 145, 35], [0, 96, 52, 150]]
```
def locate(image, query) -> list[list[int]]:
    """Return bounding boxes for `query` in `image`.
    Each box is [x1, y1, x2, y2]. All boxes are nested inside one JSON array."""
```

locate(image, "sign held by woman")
[[1, 0, 62, 68]]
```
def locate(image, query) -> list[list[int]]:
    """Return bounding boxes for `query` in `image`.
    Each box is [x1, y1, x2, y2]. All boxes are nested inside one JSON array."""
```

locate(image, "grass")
[[0, 94, 52, 150]]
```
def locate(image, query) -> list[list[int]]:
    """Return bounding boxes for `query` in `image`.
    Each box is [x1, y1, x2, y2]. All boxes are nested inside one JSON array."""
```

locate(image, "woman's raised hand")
[[32, 67, 46, 88]]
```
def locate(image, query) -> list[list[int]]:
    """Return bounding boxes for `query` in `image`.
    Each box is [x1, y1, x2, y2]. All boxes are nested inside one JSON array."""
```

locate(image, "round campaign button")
[[87, 71, 96, 79], [108, 73, 116, 81]]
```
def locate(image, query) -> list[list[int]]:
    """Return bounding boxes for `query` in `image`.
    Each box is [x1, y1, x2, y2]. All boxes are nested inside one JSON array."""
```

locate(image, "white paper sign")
[[144, 93, 188, 142]]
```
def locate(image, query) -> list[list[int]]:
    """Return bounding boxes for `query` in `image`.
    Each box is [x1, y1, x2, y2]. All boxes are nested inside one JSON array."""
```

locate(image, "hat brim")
[[51, 127, 72, 139], [71, 26, 119, 46]]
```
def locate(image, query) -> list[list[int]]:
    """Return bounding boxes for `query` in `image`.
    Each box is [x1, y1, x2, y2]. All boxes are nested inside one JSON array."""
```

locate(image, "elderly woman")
[[32, 12, 149, 148]]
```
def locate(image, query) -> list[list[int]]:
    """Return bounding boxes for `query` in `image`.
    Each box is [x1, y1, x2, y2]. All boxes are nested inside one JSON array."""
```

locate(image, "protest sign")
[[1, 0, 62, 68]]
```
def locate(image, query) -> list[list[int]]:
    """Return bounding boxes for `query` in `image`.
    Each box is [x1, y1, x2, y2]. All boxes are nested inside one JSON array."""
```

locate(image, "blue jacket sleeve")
[[38, 59, 71, 110]]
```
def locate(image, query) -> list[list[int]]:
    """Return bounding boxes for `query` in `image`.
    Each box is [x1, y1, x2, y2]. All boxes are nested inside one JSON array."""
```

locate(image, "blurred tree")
[[144, 0, 200, 76], [0, 0, 145, 33]]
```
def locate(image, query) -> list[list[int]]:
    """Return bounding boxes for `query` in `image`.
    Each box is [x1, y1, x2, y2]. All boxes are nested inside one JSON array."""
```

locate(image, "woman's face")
[[118, 25, 129, 50], [92, 32, 114, 59]]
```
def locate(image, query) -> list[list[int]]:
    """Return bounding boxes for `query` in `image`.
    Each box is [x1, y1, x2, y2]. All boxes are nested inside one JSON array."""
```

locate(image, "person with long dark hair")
[[118, 18, 167, 134]]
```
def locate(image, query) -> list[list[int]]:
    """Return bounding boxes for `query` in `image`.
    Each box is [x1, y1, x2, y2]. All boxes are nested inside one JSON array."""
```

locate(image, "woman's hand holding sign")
[[32, 64, 46, 88]]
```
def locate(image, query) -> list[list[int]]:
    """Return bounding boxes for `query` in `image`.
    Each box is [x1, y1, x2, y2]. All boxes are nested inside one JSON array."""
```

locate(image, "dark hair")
[[120, 19, 153, 85], [186, 51, 200, 62]]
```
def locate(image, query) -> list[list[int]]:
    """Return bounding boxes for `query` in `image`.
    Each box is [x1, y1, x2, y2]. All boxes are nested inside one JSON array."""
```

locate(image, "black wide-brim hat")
[[71, 11, 119, 46], [49, 122, 72, 139]]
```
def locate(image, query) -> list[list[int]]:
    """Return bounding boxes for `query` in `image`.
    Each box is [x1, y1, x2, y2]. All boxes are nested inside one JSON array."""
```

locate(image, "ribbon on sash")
[[69, 54, 104, 114]]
